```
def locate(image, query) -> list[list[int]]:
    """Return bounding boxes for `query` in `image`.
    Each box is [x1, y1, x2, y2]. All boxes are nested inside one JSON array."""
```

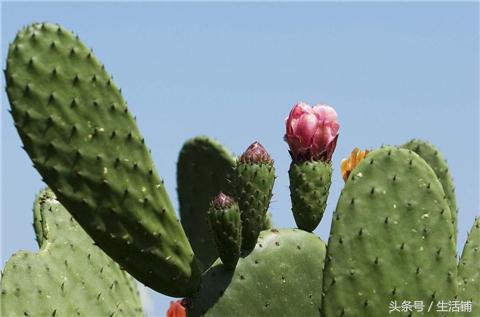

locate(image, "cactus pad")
[[188, 228, 326, 317], [177, 136, 236, 271], [322, 147, 457, 316], [5, 22, 200, 296], [207, 195, 242, 270], [235, 152, 275, 250], [402, 139, 457, 243], [458, 217, 479, 314], [0, 189, 144, 316]]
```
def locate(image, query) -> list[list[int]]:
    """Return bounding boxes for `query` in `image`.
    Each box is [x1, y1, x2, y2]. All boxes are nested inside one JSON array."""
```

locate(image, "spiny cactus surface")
[[322, 147, 457, 316], [189, 228, 326, 317], [177, 136, 236, 271], [5, 22, 200, 296], [235, 142, 275, 250], [0, 189, 144, 317], [289, 160, 332, 231], [207, 193, 242, 270], [458, 217, 480, 314], [402, 139, 458, 244]]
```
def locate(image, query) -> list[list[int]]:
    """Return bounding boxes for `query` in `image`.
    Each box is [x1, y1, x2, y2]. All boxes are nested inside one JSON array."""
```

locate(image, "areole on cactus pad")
[[3, 22, 478, 317]]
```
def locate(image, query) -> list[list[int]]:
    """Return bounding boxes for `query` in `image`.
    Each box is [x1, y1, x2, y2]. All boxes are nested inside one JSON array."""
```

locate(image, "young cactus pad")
[[322, 147, 457, 316], [177, 136, 236, 271], [0, 189, 144, 317], [235, 142, 275, 250], [207, 193, 242, 270], [188, 229, 326, 317], [5, 22, 200, 296]]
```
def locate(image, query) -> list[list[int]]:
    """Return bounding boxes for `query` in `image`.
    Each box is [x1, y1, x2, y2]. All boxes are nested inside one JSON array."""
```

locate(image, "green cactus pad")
[[188, 228, 326, 317], [5, 22, 199, 296], [322, 147, 457, 317], [177, 136, 236, 271], [208, 198, 242, 270], [0, 189, 144, 317], [235, 161, 275, 250], [289, 160, 332, 231], [458, 217, 479, 314], [402, 139, 458, 243]]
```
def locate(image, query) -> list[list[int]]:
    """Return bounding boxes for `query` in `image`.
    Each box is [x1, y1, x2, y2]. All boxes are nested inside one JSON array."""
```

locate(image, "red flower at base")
[[284, 102, 339, 162], [167, 300, 186, 317]]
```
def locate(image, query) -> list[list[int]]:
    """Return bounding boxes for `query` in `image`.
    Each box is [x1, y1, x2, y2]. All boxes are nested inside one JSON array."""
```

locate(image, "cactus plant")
[[235, 142, 275, 250], [1, 189, 144, 316], [3, 22, 479, 317], [207, 193, 242, 270]]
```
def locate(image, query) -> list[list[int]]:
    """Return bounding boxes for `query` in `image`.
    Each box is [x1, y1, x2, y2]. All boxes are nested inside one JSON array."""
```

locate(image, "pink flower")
[[284, 102, 339, 162]]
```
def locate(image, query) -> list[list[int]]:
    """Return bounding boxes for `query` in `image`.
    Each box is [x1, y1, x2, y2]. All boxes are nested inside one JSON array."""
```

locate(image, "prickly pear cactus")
[[5, 22, 199, 296], [458, 217, 480, 314], [322, 147, 457, 316], [188, 228, 326, 317], [4, 21, 479, 317], [0, 189, 144, 317], [177, 136, 236, 271]]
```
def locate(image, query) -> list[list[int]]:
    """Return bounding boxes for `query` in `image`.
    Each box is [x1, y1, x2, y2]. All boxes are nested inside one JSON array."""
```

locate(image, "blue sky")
[[1, 2, 478, 316]]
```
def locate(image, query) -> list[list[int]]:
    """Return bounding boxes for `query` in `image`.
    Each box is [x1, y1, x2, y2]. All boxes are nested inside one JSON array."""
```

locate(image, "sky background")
[[1, 2, 479, 316]]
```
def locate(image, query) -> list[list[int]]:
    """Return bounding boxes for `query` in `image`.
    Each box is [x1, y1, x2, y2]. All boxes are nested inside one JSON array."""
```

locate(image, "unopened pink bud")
[[239, 141, 273, 164], [212, 192, 235, 209], [284, 102, 339, 162]]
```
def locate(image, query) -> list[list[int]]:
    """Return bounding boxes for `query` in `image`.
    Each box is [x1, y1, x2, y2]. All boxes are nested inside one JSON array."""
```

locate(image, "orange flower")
[[166, 300, 186, 317], [340, 148, 369, 182]]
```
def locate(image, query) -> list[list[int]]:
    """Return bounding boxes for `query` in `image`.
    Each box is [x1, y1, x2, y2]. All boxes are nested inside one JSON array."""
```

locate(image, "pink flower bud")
[[239, 141, 273, 164], [211, 192, 235, 209], [284, 102, 339, 162]]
